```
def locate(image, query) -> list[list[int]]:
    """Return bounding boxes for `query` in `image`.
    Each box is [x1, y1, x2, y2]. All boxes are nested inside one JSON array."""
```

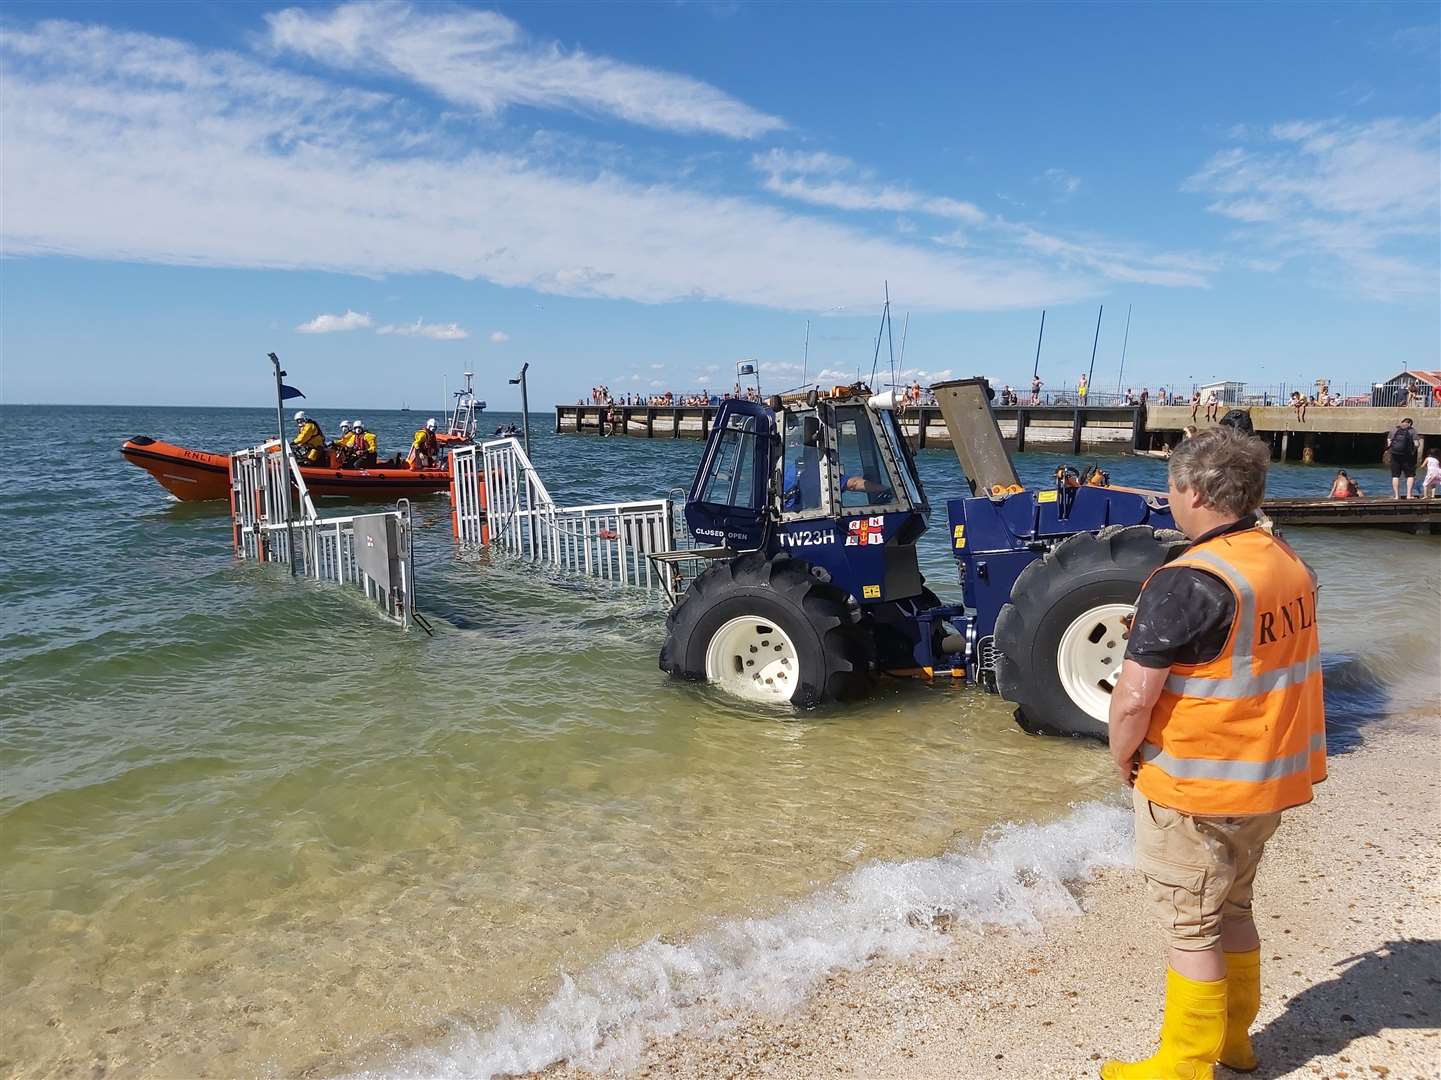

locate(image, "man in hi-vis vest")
[[1102, 427, 1326, 1080]]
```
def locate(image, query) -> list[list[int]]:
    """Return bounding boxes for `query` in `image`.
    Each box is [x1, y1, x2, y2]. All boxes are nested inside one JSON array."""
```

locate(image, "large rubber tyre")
[[993, 525, 1187, 740], [659, 552, 874, 707]]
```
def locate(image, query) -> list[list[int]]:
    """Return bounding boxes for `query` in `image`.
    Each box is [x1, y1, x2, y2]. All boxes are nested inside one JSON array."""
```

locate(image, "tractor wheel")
[[659, 552, 874, 707], [993, 525, 1187, 739]]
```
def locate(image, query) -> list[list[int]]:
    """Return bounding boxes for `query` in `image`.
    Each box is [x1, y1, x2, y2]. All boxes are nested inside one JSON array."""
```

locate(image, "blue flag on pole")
[[281, 384, 305, 400]]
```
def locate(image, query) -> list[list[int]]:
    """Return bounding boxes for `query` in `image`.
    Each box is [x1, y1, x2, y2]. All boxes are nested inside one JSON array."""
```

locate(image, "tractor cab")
[[684, 384, 930, 605]]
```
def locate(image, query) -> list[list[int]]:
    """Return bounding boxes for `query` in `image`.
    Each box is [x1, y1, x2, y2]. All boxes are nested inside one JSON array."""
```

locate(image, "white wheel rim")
[[1056, 603, 1134, 724], [704, 616, 801, 703]]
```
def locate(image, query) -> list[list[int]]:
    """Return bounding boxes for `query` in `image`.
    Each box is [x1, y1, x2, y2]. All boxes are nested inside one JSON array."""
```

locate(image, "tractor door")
[[684, 400, 775, 550]]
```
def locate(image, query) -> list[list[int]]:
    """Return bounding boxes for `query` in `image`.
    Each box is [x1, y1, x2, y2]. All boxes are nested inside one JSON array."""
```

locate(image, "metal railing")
[[229, 441, 415, 626], [450, 438, 683, 596]]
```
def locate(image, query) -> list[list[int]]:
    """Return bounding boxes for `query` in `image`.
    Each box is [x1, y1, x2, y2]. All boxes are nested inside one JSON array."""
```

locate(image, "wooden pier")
[[1261, 496, 1440, 533], [558, 401, 1441, 466], [555, 403, 1143, 453]]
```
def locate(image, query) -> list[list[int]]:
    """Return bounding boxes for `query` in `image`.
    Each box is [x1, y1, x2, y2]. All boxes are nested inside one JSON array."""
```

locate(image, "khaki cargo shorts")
[[1132, 786, 1282, 951]]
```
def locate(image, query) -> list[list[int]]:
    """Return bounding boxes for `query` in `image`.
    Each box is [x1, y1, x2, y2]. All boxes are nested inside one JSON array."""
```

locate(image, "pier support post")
[[646, 408, 655, 437], [1280, 431, 1290, 462], [554, 409, 561, 434], [671, 407, 680, 439], [1072, 409, 1083, 454], [1131, 406, 1144, 451], [1016, 408, 1027, 453], [917, 407, 929, 449], [701, 408, 710, 439]]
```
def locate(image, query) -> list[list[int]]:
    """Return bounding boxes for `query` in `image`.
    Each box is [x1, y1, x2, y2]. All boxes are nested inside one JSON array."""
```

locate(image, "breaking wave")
[[358, 800, 1132, 1079]]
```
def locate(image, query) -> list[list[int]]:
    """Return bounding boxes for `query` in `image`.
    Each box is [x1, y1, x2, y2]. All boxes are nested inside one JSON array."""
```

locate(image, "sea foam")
[[357, 799, 1133, 1079]]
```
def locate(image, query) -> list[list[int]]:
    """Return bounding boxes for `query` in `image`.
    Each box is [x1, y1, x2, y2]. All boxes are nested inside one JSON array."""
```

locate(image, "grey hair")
[[1168, 427, 1270, 515]]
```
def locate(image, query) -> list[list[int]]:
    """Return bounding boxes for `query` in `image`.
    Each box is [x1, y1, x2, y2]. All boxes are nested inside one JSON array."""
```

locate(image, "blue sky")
[[2, 1, 1437, 410]]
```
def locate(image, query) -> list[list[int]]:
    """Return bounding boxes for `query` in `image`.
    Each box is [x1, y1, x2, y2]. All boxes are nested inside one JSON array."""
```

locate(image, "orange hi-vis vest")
[[1135, 526, 1327, 816]]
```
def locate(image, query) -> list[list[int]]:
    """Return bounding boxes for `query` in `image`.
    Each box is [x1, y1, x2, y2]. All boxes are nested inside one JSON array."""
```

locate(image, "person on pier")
[[1101, 427, 1325, 1080], [1328, 469, 1361, 498], [1386, 417, 1418, 498]]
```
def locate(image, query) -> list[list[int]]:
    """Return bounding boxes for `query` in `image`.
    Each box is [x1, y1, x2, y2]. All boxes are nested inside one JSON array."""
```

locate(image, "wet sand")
[[545, 718, 1440, 1079]]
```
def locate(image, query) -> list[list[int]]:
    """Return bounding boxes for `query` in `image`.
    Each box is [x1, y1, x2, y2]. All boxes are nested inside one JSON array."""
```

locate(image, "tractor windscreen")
[[878, 409, 926, 509], [780, 409, 824, 512], [833, 406, 896, 508], [696, 411, 764, 510]]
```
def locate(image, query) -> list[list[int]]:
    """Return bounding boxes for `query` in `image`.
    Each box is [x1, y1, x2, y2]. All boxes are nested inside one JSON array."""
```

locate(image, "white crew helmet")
[[339, 420, 352, 432], [425, 417, 437, 431], [352, 419, 365, 431], [294, 410, 307, 423]]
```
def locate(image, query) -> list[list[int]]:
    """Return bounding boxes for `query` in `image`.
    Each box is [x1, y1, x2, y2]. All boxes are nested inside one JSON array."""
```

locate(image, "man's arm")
[[1108, 660, 1169, 786]]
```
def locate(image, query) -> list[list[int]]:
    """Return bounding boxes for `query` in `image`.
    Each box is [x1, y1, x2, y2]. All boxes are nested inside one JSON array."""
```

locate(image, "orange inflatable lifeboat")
[[121, 437, 453, 503]]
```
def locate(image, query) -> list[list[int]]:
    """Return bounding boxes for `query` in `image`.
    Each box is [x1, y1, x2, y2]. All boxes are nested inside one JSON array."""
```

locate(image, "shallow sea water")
[[1, 405, 1435, 1078]]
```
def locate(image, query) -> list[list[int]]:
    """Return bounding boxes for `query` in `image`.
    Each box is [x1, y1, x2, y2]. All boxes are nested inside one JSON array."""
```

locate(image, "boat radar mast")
[[445, 371, 486, 441]]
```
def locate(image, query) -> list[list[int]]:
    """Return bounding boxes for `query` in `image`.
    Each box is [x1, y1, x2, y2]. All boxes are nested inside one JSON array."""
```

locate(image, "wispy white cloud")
[[0, 20, 1096, 313], [377, 318, 470, 340], [1008, 225, 1217, 289], [266, 1, 783, 139], [753, 149, 987, 223], [488, 330, 510, 343], [755, 148, 1208, 287], [295, 309, 373, 333], [1041, 167, 1081, 200], [1185, 116, 1441, 298], [1391, 24, 1439, 55]]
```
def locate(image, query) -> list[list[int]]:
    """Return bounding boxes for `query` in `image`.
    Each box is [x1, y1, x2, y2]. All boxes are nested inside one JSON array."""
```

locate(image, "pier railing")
[[229, 441, 415, 626], [450, 438, 683, 596]]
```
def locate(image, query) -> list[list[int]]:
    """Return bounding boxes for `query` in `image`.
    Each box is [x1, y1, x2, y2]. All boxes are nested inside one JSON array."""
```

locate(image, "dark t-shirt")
[[1124, 516, 1258, 670], [1388, 425, 1417, 462]]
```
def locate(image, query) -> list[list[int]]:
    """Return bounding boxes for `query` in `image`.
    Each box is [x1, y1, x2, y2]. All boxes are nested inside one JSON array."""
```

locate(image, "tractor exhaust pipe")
[[929, 378, 1021, 496]]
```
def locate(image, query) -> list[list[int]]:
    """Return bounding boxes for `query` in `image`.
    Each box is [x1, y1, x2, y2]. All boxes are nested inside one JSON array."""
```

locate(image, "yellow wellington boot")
[[1100, 968, 1227, 1080], [1219, 949, 1261, 1072]]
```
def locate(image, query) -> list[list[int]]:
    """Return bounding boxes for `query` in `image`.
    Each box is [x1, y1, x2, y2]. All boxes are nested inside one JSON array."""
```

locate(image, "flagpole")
[[509, 363, 531, 457], [268, 352, 297, 575]]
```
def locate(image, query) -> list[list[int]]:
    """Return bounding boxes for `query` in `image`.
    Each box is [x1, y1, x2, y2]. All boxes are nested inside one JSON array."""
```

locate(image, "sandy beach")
[[544, 716, 1440, 1080]]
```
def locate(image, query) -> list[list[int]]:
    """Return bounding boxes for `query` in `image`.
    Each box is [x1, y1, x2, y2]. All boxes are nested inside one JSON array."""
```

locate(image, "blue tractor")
[[659, 378, 1184, 738]]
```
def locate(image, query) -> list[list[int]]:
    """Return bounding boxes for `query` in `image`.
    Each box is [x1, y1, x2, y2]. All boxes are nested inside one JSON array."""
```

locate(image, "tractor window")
[[697, 411, 762, 509], [878, 410, 925, 508], [781, 408, 824, 513], [833, 406, 895, 509]]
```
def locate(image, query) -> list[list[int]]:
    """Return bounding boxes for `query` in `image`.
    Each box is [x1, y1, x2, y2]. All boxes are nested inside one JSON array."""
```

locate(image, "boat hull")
[[121, 437, 452, 502]]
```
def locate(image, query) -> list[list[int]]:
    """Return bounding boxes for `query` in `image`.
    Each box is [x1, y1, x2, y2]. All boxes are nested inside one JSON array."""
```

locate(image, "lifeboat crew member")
[[407, 418, 440, 470], [292, 411, 327, 464], [1099, 426, 1325, 1080], [351, 420, 378, 468], [332, 420, 355, 467]]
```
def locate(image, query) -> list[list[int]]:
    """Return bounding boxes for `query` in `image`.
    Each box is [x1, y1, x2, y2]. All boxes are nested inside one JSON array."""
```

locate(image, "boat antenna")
[[1116, 303, 1133, 395], [896, 311, 910, 391], [802, 318, 810, 386], [869, 282, 889, 387], [884, 282, 897, 393]]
